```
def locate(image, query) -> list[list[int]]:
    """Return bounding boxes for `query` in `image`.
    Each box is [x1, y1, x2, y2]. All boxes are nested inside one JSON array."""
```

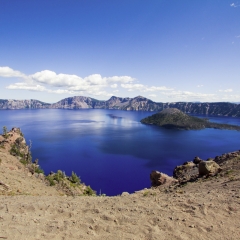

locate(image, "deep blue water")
[[1, 109, 240, 196]]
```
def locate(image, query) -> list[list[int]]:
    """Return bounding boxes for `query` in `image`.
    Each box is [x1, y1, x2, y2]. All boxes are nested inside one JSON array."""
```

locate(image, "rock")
[[150, 171, 178, 187], [193, 156, 202, 164], [199, 160, 222, 176], [173, 162, 198, 183], [121, 192, 130, 196]]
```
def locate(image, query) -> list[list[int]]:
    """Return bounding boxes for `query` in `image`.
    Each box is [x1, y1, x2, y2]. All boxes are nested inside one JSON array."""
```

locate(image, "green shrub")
[[2, 126, 8, 138], [69, 171, 80, 184], [35, 166, 44, 174], [20, 159, 28, 165], [10, 144, 23, 157], [54, 170, 65, 182], [46, 175, 55, 186], [84, 186, 96, 196]]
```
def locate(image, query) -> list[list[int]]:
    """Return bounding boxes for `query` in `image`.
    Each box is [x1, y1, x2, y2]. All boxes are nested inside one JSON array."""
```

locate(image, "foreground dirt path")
[[0, 173, 239, 240]]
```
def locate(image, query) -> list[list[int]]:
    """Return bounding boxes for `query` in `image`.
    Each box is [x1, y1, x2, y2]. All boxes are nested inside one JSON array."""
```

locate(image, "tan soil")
[[0, 131, 239, 240]]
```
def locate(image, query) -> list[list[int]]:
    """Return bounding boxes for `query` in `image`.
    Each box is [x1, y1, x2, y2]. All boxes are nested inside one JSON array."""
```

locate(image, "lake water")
[[1, 109, 240, 196]]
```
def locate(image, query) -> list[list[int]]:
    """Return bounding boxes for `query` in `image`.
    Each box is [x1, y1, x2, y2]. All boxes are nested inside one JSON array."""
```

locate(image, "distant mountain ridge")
[[0, 99, 50, 109], [1, 96, 240, 117]]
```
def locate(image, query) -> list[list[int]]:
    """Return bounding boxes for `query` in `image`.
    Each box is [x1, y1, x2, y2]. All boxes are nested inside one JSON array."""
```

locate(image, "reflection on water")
[[0, 109, 240, 196]]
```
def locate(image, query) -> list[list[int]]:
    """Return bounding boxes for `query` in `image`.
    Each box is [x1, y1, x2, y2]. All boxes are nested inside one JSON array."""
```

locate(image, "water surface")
[[1, 109, 240, 195]]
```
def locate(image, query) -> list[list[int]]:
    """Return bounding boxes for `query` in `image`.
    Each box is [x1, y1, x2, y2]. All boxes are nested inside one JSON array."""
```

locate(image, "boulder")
[[193, 156, 202, 164], [150, 171, 178, 187], [173, 162, 198, 183], [199, 160, 222, 176]]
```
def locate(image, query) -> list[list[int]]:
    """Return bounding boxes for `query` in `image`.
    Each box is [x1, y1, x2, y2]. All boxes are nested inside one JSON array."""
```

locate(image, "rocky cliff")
[[1, 96, 240, 117], [0, 99, 50, 109]]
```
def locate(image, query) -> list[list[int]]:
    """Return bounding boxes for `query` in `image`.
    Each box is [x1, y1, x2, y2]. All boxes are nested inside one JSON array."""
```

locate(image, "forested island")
[[140, 108, 240, 130]]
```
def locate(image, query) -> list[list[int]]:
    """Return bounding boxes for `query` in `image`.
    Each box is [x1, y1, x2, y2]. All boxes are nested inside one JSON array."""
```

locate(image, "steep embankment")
[[0, 128, 60, 196], [1, 96, 240, 117], [141, 108, 240, 130], [0, 128, 94, 196]]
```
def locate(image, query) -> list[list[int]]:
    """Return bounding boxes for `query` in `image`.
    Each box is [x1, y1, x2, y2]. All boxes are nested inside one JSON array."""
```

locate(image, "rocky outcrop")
[[199, 160, 222, 176], [214, 150, 240, 164], [173, 161, 199, 183], [150, 171, 178, 187], [171, 151, 240, 185], [1, 96, 240, 117]]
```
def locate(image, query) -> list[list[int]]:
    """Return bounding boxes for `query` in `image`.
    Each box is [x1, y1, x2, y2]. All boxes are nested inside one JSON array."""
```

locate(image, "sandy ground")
[[0, 148, 60, 197], [0, 177, 239, 240], [0, 131, 240, 239]]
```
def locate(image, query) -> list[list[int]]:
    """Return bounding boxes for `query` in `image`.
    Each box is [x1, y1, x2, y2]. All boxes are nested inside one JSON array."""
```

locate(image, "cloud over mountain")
[[1, 66, 239, 102]]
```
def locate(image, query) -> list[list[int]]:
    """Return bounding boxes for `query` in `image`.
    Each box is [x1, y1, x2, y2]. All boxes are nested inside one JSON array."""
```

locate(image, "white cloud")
[[6, 82, 46, 91], [30, 70, 134, 88], [0, 66, 26, 78], [106, 76, 135, 83], [110, 84, 118, 88], [121, 83, 173, 92], [236, 35, 240, 38], [230, 3, 240, 7], [48, 89, 74, 94], [161, 90, 216, 101], [219, 94, 240, 102], [145, 86, 173, 92], [85, 74, 107, 86], [121, 83, 145, 91], [2, 66, 135, 97], [3, 66, 237, 102], [86, 90, 113, 97], [218, 89, 233, 92], [31, 70, 87, 87]]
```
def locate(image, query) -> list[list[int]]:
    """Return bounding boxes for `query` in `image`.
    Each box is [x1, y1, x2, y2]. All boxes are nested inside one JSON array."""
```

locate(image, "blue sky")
[[0, 0, 239, 103]]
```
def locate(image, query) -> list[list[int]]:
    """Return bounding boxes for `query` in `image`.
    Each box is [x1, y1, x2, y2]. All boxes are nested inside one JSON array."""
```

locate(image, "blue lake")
[[1, 109, 240, 196]]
